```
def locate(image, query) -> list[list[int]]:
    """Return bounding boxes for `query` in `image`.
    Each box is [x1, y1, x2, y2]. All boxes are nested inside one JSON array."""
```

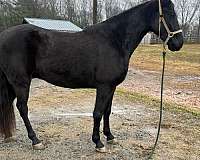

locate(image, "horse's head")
[[150, 0, 183, 51]]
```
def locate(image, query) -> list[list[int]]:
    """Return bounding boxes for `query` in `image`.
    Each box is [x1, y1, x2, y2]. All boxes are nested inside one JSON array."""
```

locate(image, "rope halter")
[[158, 0, 182, 51]]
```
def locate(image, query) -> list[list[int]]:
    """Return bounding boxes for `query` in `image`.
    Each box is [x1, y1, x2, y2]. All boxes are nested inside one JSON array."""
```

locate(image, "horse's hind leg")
[[92, 85, 115, 152], [103, 87, 117, 144], [12, 77, 45, 150]]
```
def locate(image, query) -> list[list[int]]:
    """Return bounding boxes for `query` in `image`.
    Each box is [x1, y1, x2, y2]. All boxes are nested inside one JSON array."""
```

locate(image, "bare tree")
[[197, 8, 200, 42], [93, 0, 97, 24], [64, 0, 78, 23], [174, 0, 200, 38], [104, 0, 122, 19], [97, 0, 103, 23], [79, 0, 92, 27]]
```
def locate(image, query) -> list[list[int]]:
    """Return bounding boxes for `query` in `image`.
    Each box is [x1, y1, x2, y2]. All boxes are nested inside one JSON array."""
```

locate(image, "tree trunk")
[[198, 17, 200, 43], [93, 0, 97, 24]]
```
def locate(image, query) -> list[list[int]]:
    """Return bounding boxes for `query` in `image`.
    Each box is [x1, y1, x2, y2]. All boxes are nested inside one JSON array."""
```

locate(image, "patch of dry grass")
[[29, 87, 95, 108], [116, 88, 200, 117], [131, 44, 200, 76]]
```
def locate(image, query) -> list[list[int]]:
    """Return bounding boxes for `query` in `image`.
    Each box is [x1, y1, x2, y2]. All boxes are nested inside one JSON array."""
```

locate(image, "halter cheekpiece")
[[158, 0, 182, 50]]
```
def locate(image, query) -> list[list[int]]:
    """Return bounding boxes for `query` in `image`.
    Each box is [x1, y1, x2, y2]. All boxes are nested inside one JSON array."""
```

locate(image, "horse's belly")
[[37, 71, 96, 89]]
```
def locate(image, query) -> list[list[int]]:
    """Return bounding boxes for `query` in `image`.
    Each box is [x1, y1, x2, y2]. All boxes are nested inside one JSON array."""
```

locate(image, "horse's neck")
[[105, 3, 151, 56]]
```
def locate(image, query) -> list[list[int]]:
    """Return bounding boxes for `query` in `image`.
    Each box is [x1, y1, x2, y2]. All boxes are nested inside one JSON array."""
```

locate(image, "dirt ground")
[[0, 67, 200, 160], [121, 68, 200, 110]]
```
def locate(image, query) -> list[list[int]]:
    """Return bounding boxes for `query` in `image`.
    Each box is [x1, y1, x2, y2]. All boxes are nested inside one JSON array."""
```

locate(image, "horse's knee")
[[93, 112, 102, 120]]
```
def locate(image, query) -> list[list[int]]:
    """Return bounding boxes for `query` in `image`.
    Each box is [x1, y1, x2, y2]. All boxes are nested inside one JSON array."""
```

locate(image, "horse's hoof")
[[107, 139, 118, 145], [95, 147, 107, 153], [33, 142, 45, 150], [4, 137, 17, 143]]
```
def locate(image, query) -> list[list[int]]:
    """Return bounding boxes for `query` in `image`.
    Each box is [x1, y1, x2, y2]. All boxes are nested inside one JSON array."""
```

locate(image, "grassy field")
[[130, 44, 200, 76]]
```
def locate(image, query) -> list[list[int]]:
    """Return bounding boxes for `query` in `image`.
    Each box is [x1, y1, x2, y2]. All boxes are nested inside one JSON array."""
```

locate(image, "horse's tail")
[[0, 69, 16, 138]]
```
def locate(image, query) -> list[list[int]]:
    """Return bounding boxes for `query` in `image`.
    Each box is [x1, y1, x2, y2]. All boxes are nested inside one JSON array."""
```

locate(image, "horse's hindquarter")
[[0, 25, 39, 77], [35, 30, 129, 88]]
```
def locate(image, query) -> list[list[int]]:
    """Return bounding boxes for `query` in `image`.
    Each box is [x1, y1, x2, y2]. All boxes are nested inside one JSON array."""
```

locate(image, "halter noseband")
[[158, 0, 182, 50]]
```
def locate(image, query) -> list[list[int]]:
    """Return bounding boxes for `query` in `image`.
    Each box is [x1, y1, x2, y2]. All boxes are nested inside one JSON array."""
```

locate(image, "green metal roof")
[[23, 18, 82, 32]]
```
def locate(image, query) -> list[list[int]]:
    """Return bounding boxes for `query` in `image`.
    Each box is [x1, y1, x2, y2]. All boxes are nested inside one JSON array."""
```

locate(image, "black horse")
[[0, 0, 183, 152]]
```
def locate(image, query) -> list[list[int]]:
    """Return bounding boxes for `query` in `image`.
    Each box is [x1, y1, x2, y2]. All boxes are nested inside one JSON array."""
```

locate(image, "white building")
[[23, 18, 82, 33]]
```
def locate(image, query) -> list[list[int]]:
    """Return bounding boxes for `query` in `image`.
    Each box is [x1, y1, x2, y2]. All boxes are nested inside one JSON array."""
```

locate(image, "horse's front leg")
[[103, 87, 117, 144], [92, 85, 116, 152]]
